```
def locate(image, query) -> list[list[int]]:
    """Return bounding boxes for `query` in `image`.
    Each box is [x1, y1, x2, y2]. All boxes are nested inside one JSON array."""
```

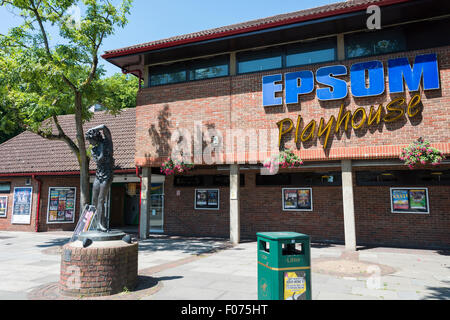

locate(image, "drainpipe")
[[122, 69, 143, 90], [32, 175, 42, 233], [136, 166, 142, 239]]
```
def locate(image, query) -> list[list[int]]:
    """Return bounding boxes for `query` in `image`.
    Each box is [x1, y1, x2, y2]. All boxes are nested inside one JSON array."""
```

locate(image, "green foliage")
[[0, 0, 135, 141]]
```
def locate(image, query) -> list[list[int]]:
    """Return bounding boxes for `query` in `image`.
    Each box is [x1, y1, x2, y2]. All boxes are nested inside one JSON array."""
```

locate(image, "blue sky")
[[0, 0, 344, 77]]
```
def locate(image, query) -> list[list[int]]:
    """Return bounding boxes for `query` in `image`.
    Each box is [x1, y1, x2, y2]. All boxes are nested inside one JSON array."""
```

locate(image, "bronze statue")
[[85, 125, 114, 232]]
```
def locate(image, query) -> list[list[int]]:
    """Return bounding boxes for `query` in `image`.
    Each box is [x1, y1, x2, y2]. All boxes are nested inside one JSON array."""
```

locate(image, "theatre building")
[[1, 0, 450, 250]]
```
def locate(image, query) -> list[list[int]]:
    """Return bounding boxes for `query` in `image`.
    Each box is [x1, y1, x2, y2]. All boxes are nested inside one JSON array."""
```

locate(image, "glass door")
[[149, 183, 164, 233]]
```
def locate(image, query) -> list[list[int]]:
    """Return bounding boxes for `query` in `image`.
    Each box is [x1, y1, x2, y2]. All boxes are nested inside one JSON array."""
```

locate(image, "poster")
[[284, 189, 298, 209], [195, 189, 219, 210], [70, 205, 97, 242], [391, 188, 429, 214], [283, 188, 313, 211], [284, 271, 307, 300], [0, 196, 7, 218], [12, 187, 33, 224], [392, 189, 409, 210], [409, 189, 427, 209], [47, 187, 76, 223]]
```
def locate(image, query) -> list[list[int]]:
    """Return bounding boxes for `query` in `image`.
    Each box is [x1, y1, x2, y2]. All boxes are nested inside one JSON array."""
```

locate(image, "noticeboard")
[[11, 187, 33, 224], [391, 187, 429, 214], [195, 189, 219, 210], [282, 188, 313, 211], [0, 196, 7, 218], [47, 187, 76, 224]]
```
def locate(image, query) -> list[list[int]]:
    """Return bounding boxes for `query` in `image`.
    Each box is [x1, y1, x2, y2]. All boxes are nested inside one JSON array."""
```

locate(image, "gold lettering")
[[301, 119, 316, 142], [407, 94, 422, 117], [383, 97, 405, 122], [277, 118, 294, 147], [351, 107, 367, 130], [368, 104, 383, 126], [335, 103, 351, 133], [294, 115, 302, 143], [318, 116, 335, 150]]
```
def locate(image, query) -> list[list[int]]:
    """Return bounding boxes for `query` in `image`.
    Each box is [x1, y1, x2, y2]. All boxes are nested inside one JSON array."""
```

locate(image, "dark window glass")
[[0, 182, 10, 193], [345, 28, 406, 59], [256, 173, 291, 186], [173, 176, 204, 187], [150, 63, 186, 86], [212, 174, 245, 187], [189, 56, 229, 80], [286, 38, 336, 67], [237, 47, 282, 74], [405, 17, 450, 51], [356, 170, 450, 186]]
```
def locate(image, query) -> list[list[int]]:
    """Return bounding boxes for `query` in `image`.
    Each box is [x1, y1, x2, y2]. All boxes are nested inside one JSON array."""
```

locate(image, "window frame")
[[0, 182, 11, 194]]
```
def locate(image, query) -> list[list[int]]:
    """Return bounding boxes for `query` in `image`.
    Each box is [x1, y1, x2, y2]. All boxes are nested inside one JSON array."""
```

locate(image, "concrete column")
[[139, 167, 151, 239], [337, 33, 345, 61], [341, 160, 357, 251], [229, 164, 240, 245]]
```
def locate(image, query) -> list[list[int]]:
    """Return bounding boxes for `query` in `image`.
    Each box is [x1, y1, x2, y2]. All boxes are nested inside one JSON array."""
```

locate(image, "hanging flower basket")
[[160, 158, 194, 176], [263, 149, 304, 173], [399, 137, 445, 169]]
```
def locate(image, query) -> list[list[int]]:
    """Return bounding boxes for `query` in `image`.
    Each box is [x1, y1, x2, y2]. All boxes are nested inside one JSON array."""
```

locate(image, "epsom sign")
[[262, 53, 440, 106]]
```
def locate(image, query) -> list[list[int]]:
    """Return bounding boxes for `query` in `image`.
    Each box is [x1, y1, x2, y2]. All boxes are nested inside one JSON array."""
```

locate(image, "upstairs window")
[[345, 28, 406, 59], [149, 55, 229, 86], [236, 37, 337, 74], [0, 182, 11, 193]]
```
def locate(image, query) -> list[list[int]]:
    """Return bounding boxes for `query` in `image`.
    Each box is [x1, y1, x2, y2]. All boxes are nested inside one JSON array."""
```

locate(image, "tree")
[[0, 0, 133, 212], [0, 73, 139, 144]]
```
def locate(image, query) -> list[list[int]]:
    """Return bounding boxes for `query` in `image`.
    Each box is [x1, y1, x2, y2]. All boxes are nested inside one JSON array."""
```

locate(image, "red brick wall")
[[136, 46, 450, 165], [162, 166, 450, 248], [0, 176, 81, 232], [0, 177, 38, 232]]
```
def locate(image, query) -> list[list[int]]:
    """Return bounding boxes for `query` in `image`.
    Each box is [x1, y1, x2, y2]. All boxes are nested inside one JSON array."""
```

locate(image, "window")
[[256, 173, 291, 186], [286, 38, 336, 67], [174, 174, 244, 187], [0, 182, 11, 193], [356, 170, 450, 186], [149, 55, 229, 86], [236, 37, 337, 74], [237, 47, 283, 74], [345, 27, 406, 59]]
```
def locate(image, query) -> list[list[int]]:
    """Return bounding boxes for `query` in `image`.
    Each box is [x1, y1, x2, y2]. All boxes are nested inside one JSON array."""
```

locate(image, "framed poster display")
[[47, 187, 77, 223], [282, 188, 313, 211], [390, 187, 429, 214], [0, 196, 7, 218], [11, 187, 33, 224], [195, 189, 219, 210]]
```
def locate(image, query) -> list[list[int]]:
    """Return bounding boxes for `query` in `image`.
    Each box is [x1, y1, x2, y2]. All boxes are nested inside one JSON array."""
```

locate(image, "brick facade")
[[135, 46, 450, 165]]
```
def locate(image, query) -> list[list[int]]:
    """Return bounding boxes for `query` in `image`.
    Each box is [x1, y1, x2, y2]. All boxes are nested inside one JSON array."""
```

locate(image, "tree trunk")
[[74, 92, 90, 213]]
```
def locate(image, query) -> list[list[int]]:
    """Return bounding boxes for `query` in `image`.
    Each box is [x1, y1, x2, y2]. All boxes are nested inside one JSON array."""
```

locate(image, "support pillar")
[[341, 160, 357, 251], [139, 167, 151, 240], [229, 164, 240, 245]]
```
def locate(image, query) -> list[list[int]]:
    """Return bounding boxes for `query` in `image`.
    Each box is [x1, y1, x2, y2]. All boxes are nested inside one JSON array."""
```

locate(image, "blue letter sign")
[[261, 53, 439, 107]]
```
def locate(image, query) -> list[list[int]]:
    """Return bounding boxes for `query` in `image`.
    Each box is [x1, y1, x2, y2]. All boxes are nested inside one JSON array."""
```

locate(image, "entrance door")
[[149, 183, 164, 233]]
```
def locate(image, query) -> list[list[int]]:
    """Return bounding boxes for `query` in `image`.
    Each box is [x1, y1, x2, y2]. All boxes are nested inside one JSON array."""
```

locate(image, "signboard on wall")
[[0, 196, 7, 218], [47, 187, 76, 224], [71, 205, 97, 242], [391, 188, 429, 214], [11, 187, 33, 224], [195, 189, 219, 210], [282, 188, 313, 211]]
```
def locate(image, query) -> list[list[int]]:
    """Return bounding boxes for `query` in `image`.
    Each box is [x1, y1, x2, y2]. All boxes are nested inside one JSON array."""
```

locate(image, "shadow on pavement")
[[35, 237, 70, 248], [421, 281, 450, 300], [138, 235, 231, 255]]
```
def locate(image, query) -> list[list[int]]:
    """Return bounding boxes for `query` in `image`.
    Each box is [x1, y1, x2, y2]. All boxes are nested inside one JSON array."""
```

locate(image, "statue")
[[85, 124, 114, 232]]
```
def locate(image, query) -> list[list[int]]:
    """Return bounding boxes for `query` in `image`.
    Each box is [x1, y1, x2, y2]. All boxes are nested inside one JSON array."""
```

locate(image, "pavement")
[[0, 230, 449, 300]]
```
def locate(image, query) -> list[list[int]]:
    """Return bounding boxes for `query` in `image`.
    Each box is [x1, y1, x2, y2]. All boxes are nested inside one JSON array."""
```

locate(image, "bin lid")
[[256, 231, 309, 240]]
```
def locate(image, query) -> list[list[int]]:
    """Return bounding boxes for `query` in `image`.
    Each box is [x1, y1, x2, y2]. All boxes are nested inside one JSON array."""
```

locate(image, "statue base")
[[59, 239, 138, 297], [78, 230, 126, 242]]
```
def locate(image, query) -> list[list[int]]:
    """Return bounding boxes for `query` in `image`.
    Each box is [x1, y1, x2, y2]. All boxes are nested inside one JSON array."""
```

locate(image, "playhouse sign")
[[262, 53, 440, 149]]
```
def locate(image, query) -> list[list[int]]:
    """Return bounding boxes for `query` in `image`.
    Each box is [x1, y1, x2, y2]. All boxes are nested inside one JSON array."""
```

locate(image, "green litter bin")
[[257, 232, 312, 300]]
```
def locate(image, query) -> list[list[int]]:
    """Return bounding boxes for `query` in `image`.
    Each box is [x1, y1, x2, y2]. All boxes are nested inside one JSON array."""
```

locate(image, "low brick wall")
[[59, 241, 138, 297]]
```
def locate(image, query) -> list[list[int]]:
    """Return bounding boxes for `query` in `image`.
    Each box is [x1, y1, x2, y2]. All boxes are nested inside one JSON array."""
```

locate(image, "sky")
[[0, 0, 344, 77]]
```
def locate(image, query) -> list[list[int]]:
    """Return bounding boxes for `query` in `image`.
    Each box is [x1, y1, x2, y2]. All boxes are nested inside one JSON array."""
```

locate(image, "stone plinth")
[[59, 240, 138, 297]]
